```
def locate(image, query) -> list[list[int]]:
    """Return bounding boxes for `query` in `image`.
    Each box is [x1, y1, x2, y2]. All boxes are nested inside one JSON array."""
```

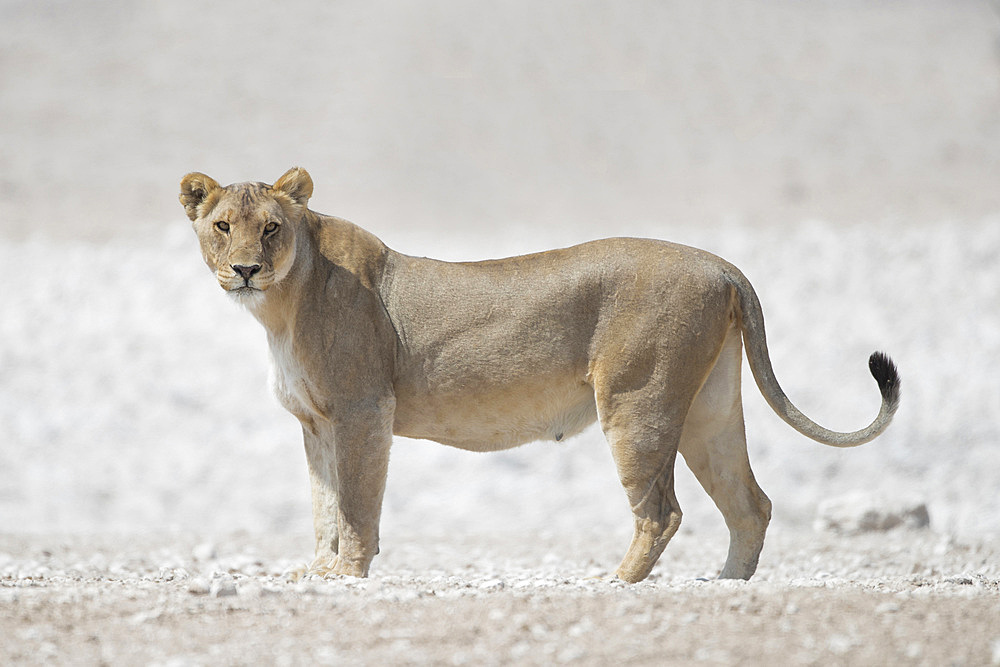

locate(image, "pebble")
[[875, 602, 900, 614], [210, 574, 238, 598], [237, 579, 264, 599], [815, 492, 931, 535], [187, 578, 211, 596], [827, 634, 858, 656]]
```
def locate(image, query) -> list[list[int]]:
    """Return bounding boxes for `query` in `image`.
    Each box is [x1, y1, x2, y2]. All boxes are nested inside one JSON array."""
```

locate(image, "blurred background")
[[3, 0, 998, 244], [1, 0, 998, 556]]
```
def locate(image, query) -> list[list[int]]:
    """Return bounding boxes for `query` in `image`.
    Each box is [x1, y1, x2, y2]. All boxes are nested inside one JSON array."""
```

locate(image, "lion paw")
[[282, 556, 336, 581], [304, 556, 337, 578], [283, 562, 309, 582], [320, 556, 368, 579], [284, 556, 368, 581]]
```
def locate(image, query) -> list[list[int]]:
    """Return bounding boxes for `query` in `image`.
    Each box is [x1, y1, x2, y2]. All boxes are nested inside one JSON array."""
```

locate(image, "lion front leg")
[[325, 404, 394, 578], [303, 423, 339, 575]]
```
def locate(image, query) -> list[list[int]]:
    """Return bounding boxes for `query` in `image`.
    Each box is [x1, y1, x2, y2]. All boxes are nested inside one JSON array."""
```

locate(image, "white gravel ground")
[[2, 220, 999, 665], [2, 219, 997, 543], [2, 530, 999, 665]]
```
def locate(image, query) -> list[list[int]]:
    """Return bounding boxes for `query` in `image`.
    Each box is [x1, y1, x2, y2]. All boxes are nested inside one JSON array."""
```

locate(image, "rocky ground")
[[2, 529, 999, 665]]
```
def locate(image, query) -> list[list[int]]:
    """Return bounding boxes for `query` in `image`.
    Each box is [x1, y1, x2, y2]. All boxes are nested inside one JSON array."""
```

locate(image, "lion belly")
[[393, 376, 598, 452]]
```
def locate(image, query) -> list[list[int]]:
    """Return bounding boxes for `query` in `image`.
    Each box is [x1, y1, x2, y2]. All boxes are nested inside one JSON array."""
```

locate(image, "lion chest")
[[267, 334, 324, 422]]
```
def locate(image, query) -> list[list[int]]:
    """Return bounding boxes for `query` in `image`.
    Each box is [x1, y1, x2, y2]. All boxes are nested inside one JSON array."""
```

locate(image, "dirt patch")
[[3, 530, 998, 665]]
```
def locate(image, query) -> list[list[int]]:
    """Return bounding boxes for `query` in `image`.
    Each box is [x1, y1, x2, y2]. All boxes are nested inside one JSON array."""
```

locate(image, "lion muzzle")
[[232, 264, 262, 284]]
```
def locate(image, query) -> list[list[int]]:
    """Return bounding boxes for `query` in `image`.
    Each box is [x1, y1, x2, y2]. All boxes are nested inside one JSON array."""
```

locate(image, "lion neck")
[[245, 210, 391, 338]]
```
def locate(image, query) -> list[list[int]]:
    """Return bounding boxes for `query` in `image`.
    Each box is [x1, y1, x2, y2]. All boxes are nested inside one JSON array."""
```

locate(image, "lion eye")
[[214, 221, 230, 233], [263, 221, 279, 236]]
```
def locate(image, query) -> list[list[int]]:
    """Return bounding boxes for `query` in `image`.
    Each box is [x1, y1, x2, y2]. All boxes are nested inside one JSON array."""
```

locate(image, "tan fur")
[[180, 168, 900, 582]]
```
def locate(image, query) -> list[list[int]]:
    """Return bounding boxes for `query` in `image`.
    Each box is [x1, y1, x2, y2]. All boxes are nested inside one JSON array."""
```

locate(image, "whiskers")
[[215, 265, 283, 314], [226, 285, 267, 310]]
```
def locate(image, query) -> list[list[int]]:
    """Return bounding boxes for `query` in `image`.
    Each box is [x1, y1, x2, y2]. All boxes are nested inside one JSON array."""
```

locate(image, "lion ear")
[[179, 172, 221, 222], [273, 167, 313, 207]]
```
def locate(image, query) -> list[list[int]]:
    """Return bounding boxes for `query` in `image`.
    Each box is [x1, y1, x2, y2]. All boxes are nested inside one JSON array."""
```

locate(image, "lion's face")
[[193, 185, 297, 305], [180, 168, 313, 306]]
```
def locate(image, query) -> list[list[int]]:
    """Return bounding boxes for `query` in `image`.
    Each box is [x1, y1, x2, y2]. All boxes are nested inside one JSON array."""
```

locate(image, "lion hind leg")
[[680, 328, 771, 580], [593, 287, 736, 583], [614, 451, 684, 584], [597, 388, 691, 584]]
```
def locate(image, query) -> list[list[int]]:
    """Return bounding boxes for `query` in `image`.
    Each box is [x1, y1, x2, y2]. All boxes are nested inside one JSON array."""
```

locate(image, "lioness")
[[180, 167, 900, 583]]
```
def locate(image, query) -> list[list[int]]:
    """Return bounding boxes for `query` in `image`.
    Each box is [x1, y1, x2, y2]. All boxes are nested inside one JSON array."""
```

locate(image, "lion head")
[[179, 167, 313, 306]]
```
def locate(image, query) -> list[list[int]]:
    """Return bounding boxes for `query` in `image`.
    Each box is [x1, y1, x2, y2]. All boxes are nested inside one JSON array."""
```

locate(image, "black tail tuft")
[[868, 351, 901, 410]]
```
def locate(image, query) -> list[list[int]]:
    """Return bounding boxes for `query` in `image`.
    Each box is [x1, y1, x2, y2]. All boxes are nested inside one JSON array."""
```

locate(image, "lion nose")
[[232, 264, 261, 281]]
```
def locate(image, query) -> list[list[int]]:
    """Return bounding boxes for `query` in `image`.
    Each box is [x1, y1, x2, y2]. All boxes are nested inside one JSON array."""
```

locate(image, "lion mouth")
[[227, 284, 267, 306]]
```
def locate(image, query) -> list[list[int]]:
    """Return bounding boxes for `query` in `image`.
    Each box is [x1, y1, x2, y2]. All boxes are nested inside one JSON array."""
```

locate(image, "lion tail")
[[728, 268, 900, 447]]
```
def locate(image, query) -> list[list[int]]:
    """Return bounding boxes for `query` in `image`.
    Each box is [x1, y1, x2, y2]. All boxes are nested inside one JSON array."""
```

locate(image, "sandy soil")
[[3, 530, 999, 665]]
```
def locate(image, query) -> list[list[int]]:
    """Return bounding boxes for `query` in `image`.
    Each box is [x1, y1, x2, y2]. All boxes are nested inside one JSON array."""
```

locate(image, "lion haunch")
[[180, 167, 901, 583]]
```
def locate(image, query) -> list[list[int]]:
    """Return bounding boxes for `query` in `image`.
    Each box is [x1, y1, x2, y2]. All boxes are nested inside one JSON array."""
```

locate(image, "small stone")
[[128, 609, 162, 625], [187, 578, 211, 595], [827, 634, 857, 656], [210, 574, 237, 598], [567, 617, 594, 638], [237, 579, 264, 599], [814, 492, 930, 534], [875, 602, 900, 614], [478, 579, 505, 590], [557, 645, 586, 663]]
